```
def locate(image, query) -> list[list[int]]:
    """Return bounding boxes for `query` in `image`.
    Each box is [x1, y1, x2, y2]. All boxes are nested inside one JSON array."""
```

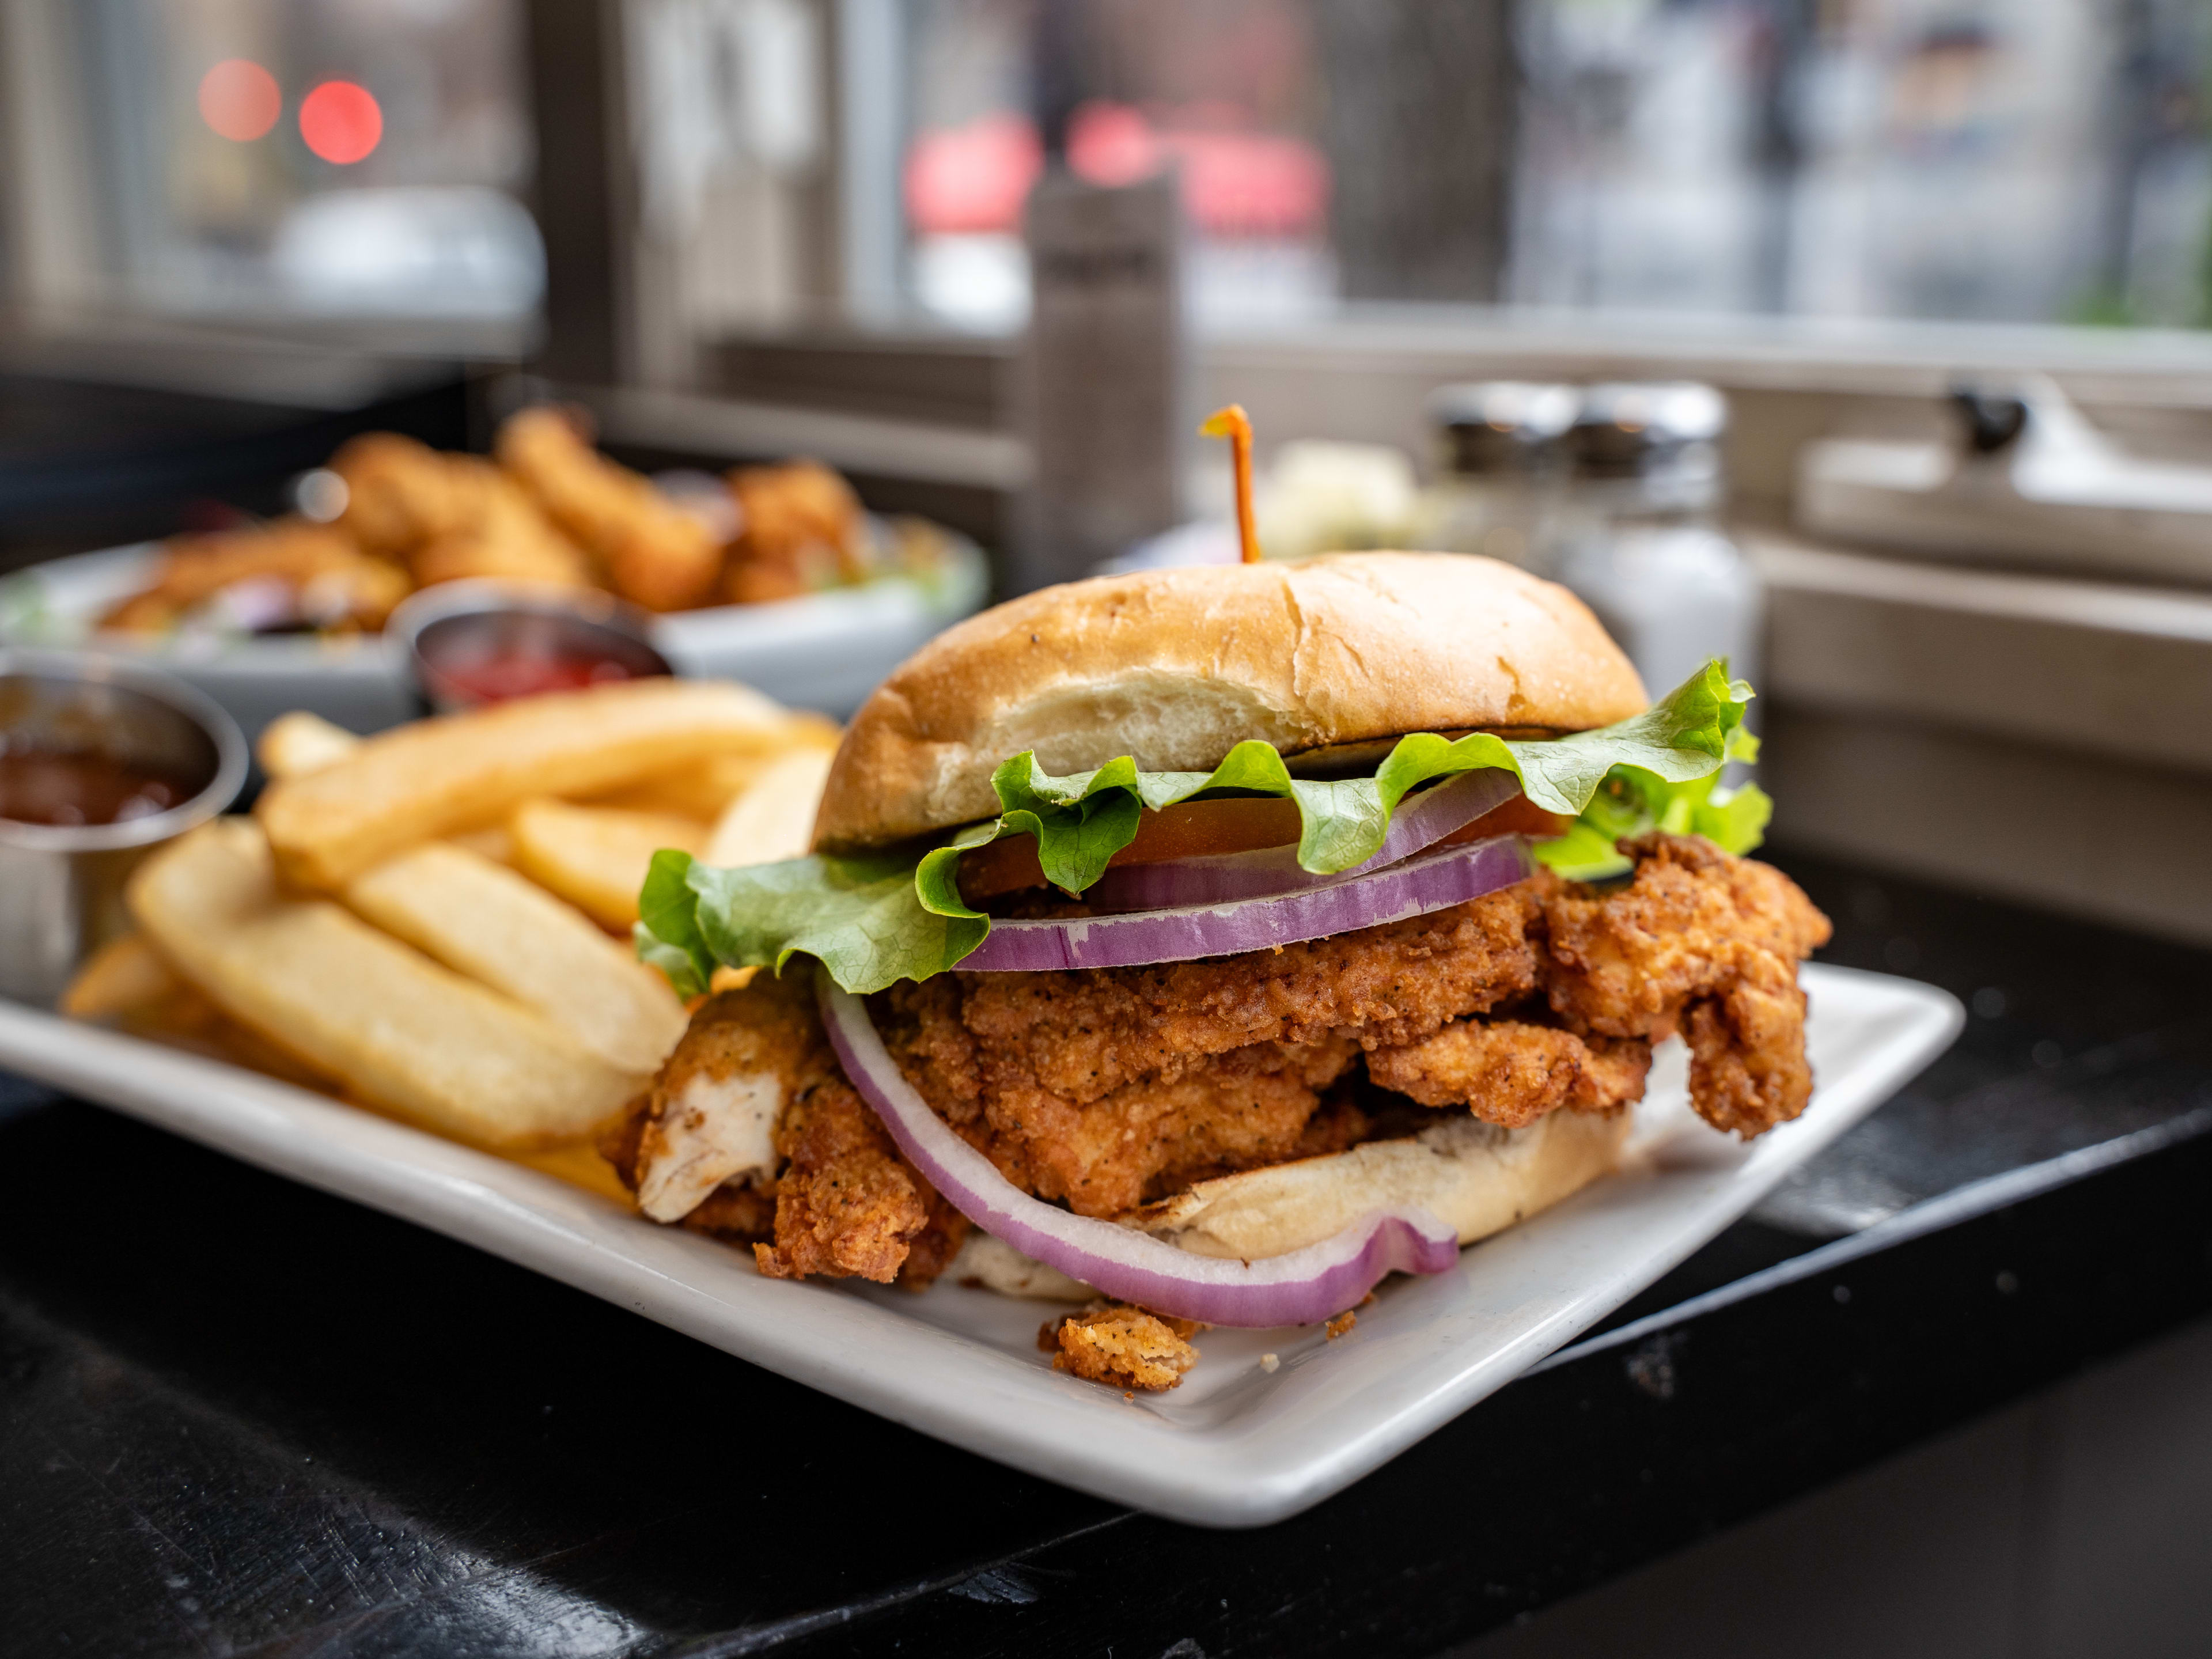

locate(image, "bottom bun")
[[1123, 1108, 1631, 1264], [942, 1108, 1631, 1302]]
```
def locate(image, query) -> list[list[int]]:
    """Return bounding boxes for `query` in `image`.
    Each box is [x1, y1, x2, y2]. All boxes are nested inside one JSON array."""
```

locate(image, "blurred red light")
[[299, 80, 381, 165], [198, 59, 281, 142], [904, 114, 1043, 235]]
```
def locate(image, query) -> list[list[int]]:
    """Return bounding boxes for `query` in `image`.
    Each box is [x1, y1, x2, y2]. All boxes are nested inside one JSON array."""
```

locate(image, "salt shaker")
[[1549, 382, 1762, 698]]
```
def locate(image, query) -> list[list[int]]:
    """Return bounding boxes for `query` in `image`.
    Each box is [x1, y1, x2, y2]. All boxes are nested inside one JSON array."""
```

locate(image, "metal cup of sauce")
[[386, 582, 675, 714], [0, 650, 248, 1005]]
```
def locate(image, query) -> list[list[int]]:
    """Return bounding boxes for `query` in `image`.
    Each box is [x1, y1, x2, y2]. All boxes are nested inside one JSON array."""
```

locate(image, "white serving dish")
[[0, 525, 990, 737], [0, 963, 1957, 1525]]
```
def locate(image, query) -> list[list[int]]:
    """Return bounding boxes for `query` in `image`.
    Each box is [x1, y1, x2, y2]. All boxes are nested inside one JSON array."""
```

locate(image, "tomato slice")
[[956, 787, 1565, 901]]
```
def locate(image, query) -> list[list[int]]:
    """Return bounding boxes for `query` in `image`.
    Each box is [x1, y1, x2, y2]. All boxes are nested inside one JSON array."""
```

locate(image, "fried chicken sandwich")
[[615, 550, 1831, 1389]]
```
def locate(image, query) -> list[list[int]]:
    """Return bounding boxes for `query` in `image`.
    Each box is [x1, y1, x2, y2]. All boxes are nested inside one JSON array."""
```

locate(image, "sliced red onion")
[[818, 972, 1460, 1326], [960, 834, 1531, 973], [1085, 765, 1522, 913]]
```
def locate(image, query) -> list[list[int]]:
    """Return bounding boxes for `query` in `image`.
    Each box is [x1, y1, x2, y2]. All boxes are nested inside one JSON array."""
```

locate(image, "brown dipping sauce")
[[0, 748, 198, 828]]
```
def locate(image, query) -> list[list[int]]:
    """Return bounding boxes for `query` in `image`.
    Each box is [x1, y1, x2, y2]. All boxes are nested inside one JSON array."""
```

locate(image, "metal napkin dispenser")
[[1797, 376, 2212, 587]]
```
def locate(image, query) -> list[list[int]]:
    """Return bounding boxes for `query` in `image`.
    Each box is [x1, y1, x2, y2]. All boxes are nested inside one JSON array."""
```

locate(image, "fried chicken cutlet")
[[613, 835, 1830, 1288]]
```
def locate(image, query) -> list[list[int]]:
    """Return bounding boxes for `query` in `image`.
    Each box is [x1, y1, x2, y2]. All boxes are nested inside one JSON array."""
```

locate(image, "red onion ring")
[[958, 834, 1531, 973], [818, 971, 1460, 1327], [1084, 766, 1523, 913]]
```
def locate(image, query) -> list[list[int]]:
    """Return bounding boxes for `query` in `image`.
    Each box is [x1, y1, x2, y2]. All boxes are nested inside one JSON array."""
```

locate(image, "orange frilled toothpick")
[[1200, 404, 1262, 563]]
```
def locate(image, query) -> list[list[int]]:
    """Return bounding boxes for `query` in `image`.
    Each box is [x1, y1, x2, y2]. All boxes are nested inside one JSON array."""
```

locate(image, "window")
[[879, 0, 2212, 332], [6, 0, 539, 331]]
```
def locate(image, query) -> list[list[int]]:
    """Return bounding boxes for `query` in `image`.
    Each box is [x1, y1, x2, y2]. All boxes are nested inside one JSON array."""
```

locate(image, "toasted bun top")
[[813, 551, 1646, 851]]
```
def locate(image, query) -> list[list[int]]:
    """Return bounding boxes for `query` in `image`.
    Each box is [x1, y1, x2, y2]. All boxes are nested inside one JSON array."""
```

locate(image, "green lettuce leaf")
[[1532, 726, 1772, 881], [640, 661, 1764, 995]]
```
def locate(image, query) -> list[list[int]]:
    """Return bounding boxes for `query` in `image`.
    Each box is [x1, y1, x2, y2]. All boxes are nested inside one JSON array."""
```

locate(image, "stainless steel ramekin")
[[0, 649, 248, 1005]]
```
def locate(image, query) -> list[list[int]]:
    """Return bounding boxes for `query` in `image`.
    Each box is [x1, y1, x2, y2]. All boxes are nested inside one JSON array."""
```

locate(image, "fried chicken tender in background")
[[329, 432, 591, 591], [100, 521, 410, 635], [1043, 1304, 1202, 1391], [1366, 1020, 1651, 1127], [496, 406, 723, 611], [1541, 833, 1831, 1135], [724, 460, 871, 604], [408, 463, 592, 590]]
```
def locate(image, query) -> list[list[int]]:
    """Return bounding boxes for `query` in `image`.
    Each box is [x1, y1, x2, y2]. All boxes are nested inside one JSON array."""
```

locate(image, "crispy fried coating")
[[101, 521, 409, 635], [1540, 833, 1831, 1134], [1044, 1303, 1201, 1391], [624, 835, 1830, 1320], [1684, 963, 1815, 1137], [885, 975, 1360, 1215], [408, 461, 591, 590], [331, 432, 591, 592], [1366, 1020, 1651, 1127], [625, 976, 821, 1221], [497, 407, 722, 611], [754, 1076, 937, 1283], [952, 884, 1544, 1106], [330, 433, 479, 558], [725, 460, 870, 604], [607, 975, 964, 1285]]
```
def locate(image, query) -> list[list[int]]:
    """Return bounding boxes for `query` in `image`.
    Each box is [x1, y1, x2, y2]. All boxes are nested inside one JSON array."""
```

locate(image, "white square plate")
[[0, 962, 1959, 1527]]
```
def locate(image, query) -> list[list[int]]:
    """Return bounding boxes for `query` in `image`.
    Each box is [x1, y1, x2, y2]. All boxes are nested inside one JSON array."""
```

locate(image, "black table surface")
[[4, 848, 2210, 1658]]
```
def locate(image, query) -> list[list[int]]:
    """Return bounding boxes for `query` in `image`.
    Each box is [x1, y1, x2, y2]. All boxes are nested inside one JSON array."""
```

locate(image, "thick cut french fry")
[[444, 824, 516, 865], [60, 931, 183, 1020], [257, 710, 361, 780], [581, 713, 840, 819], [256, 678, 786, 890], [507, 800, 706, 930], [582, 752, 773, 820], [344, 842, 688, 1073], [705, 748, 835, 868], [129, 819, 641, 1149]]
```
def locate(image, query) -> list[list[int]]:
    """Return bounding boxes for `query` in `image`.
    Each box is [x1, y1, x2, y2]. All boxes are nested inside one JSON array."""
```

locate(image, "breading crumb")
[[1325, 1311, 1357, 1339], [1044, 1302, 1201, 1391], [1259, 1352, 1280, 1373]]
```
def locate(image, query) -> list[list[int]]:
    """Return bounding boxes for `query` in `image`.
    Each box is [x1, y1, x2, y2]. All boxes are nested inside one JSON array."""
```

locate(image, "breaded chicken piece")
[[607, 974, 964, 1284], [100, 520, 410, 635], [1043, 1304, 1201, 1391], [885, 974, 1361, 1214], [1540, 834, 1831, 1134], [622, 975, 825, 1222], [755, 1075, 945, 1284], [330, 433, 480, 558], [620, 837, 1828, 1314], [1367, 1020, 1651, 1127], [497, 407, 722, 612], [329, 433, 591, 592], [950, 882, 1545, 1107], [725, 460, 870, 604], [408, 463, 592, 590]]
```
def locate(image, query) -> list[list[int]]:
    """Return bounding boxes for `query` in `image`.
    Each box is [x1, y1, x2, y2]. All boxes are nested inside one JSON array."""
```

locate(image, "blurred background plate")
[[0, 520, 988, 739]]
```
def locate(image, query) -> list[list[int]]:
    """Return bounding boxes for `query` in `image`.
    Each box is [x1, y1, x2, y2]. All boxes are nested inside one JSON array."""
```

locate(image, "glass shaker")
[[1417, 382, 1578, 574], [1548, 382, 1762, 699]]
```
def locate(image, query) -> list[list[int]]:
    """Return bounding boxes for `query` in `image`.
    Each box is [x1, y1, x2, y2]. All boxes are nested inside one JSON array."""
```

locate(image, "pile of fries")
[[63, 679, 836, 1180], [100, 407, 887, 637]]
